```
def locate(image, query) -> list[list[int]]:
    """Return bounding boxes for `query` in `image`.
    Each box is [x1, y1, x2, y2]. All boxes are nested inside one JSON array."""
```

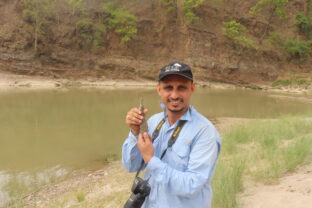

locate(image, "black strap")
[[152, 118, 165, 141], [135, 118, 187, 178], [160, 120, 187, 160]]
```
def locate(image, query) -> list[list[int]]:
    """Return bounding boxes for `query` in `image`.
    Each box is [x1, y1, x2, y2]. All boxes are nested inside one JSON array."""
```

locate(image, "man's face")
[[157, 75, 195, 114]]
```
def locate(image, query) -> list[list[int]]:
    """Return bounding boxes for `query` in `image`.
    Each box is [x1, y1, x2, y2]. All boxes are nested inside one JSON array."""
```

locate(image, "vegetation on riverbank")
[[213, 111, 312, 208]]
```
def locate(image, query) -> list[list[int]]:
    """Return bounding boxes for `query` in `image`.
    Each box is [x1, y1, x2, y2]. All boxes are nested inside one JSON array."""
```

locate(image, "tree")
[[102, 3, 138, 43], [21, 0, 55, 51], [250, 0, 288, 43], [65, 0, 85, 16], [183, 0, 205, 24], [76, 17, 106, 49], [223, 20, 256, 50]]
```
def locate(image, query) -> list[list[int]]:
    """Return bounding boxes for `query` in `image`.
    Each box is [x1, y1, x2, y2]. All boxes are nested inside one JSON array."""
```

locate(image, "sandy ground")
[[241, 163, 312, 208], [0, 71, 311, 94], [0, 71, 157, 90]]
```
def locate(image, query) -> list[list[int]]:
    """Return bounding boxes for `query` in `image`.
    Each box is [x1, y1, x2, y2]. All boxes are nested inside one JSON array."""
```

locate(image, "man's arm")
[[121, 107, 148, 172], [121, 131, 143, 172], [145, 126, 221, 197]]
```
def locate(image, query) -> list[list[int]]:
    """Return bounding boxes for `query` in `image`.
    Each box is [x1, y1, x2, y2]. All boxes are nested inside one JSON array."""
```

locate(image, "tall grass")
[[212, 112, 312, 208]]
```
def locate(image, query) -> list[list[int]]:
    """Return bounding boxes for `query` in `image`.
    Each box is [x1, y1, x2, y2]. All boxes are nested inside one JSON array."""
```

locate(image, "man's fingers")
[[143, 133, 151, 144], [143, 108, 148, 115], [126, 113, 143, 124], [138, 133, 145, 144]]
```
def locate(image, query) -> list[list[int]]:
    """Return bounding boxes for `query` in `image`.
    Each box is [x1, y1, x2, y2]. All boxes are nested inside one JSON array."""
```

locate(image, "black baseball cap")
[[158, 61, 193, 81]]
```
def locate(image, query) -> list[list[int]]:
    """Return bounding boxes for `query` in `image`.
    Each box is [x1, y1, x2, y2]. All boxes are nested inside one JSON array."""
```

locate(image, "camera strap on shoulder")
[[135, 118, 187, 178], [160, 119, 186, 160]]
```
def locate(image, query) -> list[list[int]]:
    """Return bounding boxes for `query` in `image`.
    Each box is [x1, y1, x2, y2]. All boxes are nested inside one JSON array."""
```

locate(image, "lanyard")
[[135, 118, 187, 177]]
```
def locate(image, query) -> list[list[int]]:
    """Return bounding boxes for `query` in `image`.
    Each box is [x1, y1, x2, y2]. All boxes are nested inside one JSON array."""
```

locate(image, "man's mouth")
[[168, 98, 183, 107]]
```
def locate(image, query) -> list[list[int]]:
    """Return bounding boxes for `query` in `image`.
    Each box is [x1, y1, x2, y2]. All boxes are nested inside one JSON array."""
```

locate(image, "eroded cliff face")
[[0, 0, 311, 85]]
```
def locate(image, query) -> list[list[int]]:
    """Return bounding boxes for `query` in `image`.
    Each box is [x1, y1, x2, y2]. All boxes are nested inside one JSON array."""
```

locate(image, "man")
[[122, 61, 221, 208]]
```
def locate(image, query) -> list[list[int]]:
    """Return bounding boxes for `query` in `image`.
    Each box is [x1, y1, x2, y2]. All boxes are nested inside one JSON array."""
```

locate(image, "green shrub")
[[65, 0, 85, 16], [294, 79, 310, 86], [284, 39, 312, 59], [76, 18, 106, 49], [102, 3, 138, 43], [268, 32, 285, 48], [272, 78, 311, 87], [183, 0, 204, 24], [250, 0, 288, 20], [309, 0, 312, 14], [272, 79, 291, 87], [160, 0, 177, 12], [223, 20, 256, 49], [295, 13, 312, 39], [76, 191, 85, 202]]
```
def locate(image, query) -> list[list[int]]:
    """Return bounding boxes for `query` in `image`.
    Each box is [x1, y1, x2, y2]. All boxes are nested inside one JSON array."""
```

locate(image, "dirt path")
[[241, 163, 312, 208]]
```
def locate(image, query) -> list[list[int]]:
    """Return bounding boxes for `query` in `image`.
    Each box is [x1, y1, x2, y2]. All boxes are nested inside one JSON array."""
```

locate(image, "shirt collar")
[[160, 102, 192, 122]]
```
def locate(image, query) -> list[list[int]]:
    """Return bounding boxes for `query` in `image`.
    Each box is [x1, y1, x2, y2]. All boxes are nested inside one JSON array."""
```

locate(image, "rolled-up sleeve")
[[146, 126, 221, 197]]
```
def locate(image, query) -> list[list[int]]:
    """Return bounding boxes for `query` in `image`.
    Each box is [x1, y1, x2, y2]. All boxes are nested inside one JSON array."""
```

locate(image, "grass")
[[76, 191, 85, 202], [212, 112, 312, 208]]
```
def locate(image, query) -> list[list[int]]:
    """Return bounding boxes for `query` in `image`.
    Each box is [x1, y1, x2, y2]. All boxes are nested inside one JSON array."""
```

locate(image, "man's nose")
[[170, 89, 179, 99]]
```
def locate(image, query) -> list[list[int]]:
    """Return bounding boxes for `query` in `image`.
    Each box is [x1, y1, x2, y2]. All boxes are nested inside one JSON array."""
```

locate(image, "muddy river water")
[[0, 87, 311, 206]]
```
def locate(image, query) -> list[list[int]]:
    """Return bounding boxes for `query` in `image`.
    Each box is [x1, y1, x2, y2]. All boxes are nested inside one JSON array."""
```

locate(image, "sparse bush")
[[102, 3, 138, 43], [272, 78, 311, 87], [223, 20, 256, 49], [250, 0, 288, 20], [267, 32, 285, 48], [250, 0, 288, 42], [183, 0, 205, 24], [160, 0, 177, 12], [284, 39, 312, 59], [76, 18, 106, 49], [76, 191, 85, 202], [272, 79, 291, 87], [294, 79, 310, 86], [268, 32, 312, 59], [295, 13, 312, 39], [65, 0, 85, 16]]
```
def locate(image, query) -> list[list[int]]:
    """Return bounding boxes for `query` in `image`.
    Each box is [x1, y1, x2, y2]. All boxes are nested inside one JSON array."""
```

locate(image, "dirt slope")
[[0, 0, 311, 86]]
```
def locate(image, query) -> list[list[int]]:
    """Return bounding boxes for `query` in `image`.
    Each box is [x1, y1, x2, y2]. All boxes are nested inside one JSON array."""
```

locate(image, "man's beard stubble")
[[167, 98, 187, 113]]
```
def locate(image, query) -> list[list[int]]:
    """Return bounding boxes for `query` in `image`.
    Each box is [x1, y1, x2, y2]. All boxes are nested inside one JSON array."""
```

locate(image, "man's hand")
[[137, 132, 154, 163], [126, 108, 148, 136]]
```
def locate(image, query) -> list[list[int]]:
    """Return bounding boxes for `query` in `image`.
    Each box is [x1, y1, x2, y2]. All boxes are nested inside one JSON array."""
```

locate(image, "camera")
[[124, 177, 151, 208]]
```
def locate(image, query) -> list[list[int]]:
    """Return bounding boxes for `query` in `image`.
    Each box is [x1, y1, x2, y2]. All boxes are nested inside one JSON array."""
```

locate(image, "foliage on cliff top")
[[223, 20, 257, 49], [102, 2, 138, 43]]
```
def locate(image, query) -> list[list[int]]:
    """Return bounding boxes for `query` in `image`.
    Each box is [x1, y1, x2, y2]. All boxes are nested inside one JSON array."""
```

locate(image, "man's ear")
[[157, 83, 161, 96], [191, 82, 195, 93]]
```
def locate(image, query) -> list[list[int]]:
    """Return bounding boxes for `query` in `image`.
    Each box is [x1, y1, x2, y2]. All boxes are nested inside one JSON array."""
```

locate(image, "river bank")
[[0, 71, 312, 96]]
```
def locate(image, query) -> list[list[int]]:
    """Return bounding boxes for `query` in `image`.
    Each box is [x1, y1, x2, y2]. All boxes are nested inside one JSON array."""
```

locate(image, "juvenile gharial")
[[139, 98, 148, 133]]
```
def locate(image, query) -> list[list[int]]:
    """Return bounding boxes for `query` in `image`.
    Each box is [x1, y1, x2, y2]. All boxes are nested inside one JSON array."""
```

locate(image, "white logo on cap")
[[165, 63, 181, 72]]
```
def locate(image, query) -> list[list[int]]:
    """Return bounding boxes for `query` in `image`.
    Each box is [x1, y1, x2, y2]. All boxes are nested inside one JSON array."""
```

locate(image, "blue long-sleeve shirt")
[[122, 105, 221, 208]]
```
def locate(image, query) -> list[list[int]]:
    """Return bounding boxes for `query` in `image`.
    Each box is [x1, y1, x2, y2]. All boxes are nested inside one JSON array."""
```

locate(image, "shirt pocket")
[[170, 139, 191, 170]]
